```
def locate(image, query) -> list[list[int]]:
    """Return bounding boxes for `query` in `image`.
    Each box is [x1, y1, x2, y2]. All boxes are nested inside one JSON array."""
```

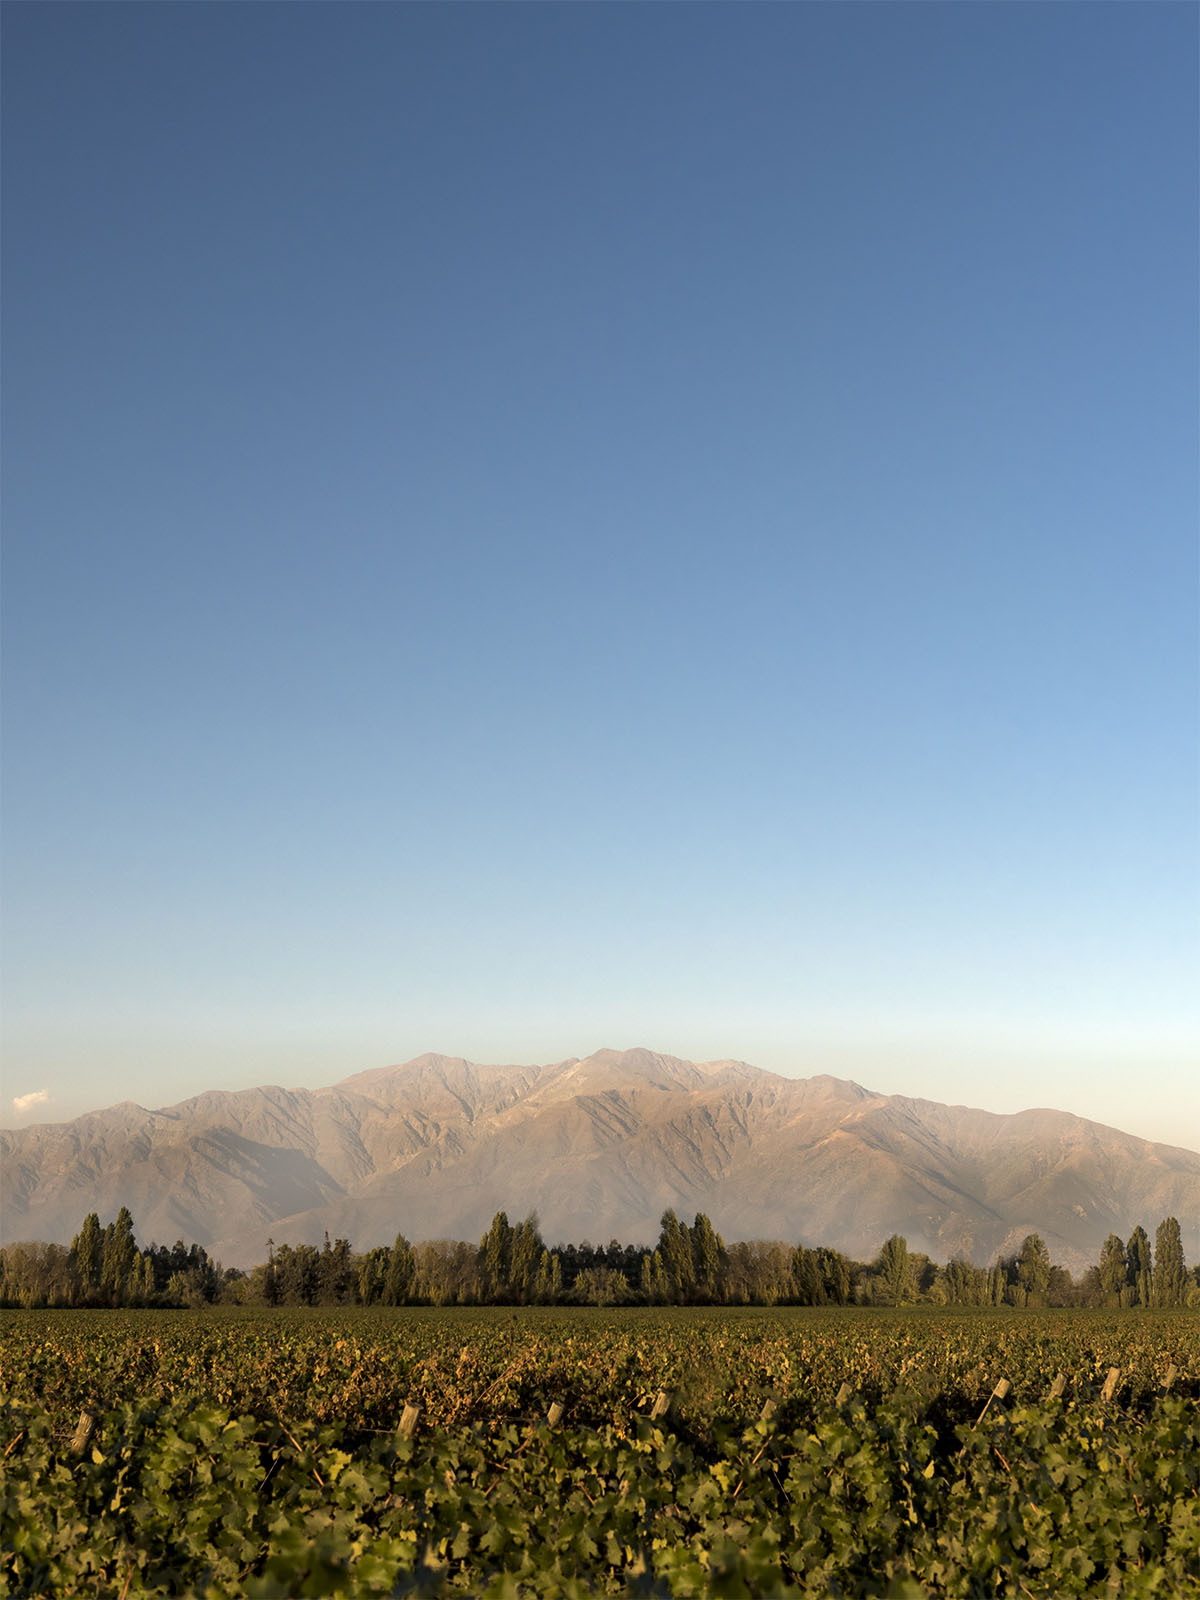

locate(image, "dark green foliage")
[[815, 1247, 851, 1306], [70, 1212, 104, 1301], [874, 1236, 913, 1306], [100, 1207, 139, 1303], [1099, 1235, 1129, 1305], [532, 1248, 562, 1304], [689, 1215, 725, 1303], [657, 1211, 696, 1302], [356, 1245, 391, 1306], [383, 1234, 416, 1306], [1016, 1234, 1051, 1307], [1153, 1217, 1188, 1308], [509, 1217, 544, 1304], [319, 1234, 357, 1305], [270, 1241, 322, 1306], [1127, 1226, 1153, 1308], [941, 1257, 986, 1305], [790, 1245, 853, 1306], [791, 1245, 825, 1305], [689, 1218, 719, 1299], [481, 1212, 515, 1301]]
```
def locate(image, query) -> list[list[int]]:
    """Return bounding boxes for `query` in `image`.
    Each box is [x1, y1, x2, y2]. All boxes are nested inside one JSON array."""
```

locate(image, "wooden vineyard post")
[[1100, 1368, 1121, 1404], [835, 1382, 854, 1408], [649, 1390, 671, 1422], [397, 1402, 421, 1438], [546, 1400, 564, 1427], [70, 1406, 100, 1456], [1162, 1364, 1178, 1396], [1048, 1373, 1067, 1400], [975, 1378, 1010, 1424]]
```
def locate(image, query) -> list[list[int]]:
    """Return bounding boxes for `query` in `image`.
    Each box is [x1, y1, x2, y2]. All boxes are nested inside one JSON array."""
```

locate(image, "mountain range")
[[2, 1048, 1197, 1274]]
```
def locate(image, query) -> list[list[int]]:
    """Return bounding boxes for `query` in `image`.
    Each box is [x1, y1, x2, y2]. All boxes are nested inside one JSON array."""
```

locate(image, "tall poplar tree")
[[357, 1246, 390, 1305], [690, 1214, 724, 1302], [815, 1247, 852, 1305], [657, 1211, 695, 1301], [509, 1216, 544, 1303], [481, 1212, 514, 1300], [792, 1247, 825, 1305], [1016, 1234, 1051, 1306], [70, 1213, 104, 1304], [1152, 1217, 1186, 1307], [1098, 1235, 1127, 1304], [876, 1236, 913, 1305], [101, 1207, 139, 1304], [944, 1257, 983, 1305], [1126, 1225, 1152, 1307], [533, 1248, 562, 1303], [641, 1248, 670, 1304], [383, 1232, 415, 1305]]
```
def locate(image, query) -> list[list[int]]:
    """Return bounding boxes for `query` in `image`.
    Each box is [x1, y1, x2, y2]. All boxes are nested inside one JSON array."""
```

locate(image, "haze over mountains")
[[2, 1049, 1197, 1274]]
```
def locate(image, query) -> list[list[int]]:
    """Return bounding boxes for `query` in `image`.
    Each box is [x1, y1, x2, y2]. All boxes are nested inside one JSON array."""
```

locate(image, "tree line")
[[0, 1207, 1195, 1310], [0, 1207, 224, 1310]]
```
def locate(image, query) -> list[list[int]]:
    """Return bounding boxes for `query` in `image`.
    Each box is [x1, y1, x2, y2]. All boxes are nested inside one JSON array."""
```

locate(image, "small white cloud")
[[12, 1090, 49, 1113]]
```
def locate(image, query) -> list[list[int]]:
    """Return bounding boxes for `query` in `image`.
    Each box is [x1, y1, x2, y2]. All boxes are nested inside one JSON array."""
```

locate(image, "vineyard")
[[2, 1306, 1198, 1597]]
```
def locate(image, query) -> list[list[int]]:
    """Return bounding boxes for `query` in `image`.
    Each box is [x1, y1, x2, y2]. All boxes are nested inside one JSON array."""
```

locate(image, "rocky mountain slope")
[[3, 1048, 1197, 1273]]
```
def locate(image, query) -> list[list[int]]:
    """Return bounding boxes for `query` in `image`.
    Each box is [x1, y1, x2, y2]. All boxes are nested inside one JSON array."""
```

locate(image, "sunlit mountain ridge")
[[3, 1048, 1197, 1274]]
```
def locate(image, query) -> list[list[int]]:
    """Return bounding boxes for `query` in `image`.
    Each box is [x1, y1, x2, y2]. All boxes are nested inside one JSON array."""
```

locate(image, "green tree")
[[318, 1233, 355, 1304], [262, 1240, 279, 1306], [1047, 1264, 1075, 1305], [791, 1246, 825, 1305], [943, 1257, 984, 1305], [0, 1241, 75, 1307], [357, 1245, 390, 1305], [909, 1252, 936, 1299], [1016, 1233, 1051, 1306], [1098, 1234, 1127, 1304], [533, 1248, 562, 1303], [415, 1240, 481, 1304], [641, 1248, 670, 1304], [70, 1212, 105, 1304], [273, 1242, 320, 1305], [136, 1253, 157, 1303], [572, 1265, 630, 1306], [815, 1247, 852, 1305], [1126, 1225, 1152, 1307], [985, 1262, 1008, 1306], [383, 1232, 415, 1305], [690, 1214, 725, 1302], [875, 1235, 913, 1305], [479, 1212, 514, 1300], [1152, 1216, 1186, 1307], [270, 1243, 296, 1304], [101, 1206, 140, 1304], [509, 1216, 544, 1304], [657, 1211, 695, 1302]]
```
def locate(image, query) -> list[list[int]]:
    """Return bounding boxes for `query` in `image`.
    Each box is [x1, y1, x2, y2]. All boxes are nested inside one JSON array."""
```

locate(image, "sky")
[[2, 3, 1197, 1149]]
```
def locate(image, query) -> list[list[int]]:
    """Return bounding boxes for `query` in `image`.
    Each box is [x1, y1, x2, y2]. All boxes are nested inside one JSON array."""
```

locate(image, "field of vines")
[[2, 1306, 1198, 1597]]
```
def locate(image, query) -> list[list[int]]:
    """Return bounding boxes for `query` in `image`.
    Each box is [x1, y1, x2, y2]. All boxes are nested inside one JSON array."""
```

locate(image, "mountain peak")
[[2, 1049, 1196, 1274]]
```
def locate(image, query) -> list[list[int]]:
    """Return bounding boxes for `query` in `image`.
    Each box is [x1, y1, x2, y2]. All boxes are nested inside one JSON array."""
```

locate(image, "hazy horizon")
[[4, 1043, 1198, 1156], [3, 8, 1196, 1152]]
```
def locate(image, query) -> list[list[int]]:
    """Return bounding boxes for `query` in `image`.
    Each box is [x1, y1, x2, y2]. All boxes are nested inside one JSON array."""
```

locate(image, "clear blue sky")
[[3, 3, 1197, 1147]]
